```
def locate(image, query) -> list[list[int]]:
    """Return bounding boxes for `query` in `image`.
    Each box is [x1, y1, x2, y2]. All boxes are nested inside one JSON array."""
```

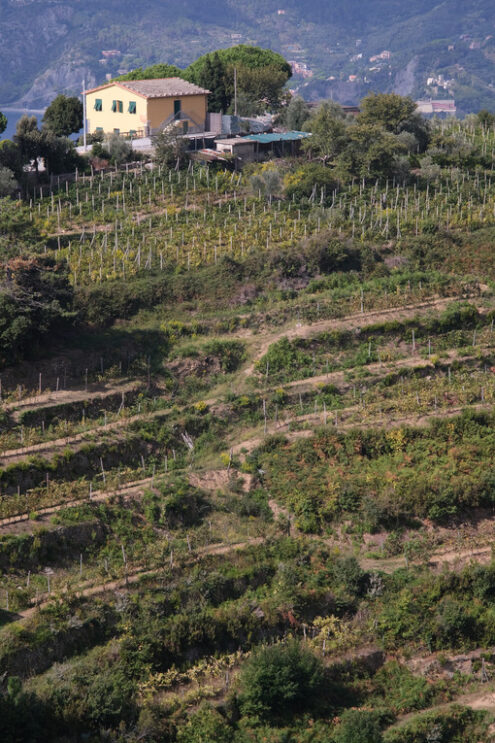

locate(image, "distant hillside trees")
[[42, 95, 83, 137], [0, 111, 6, 136]]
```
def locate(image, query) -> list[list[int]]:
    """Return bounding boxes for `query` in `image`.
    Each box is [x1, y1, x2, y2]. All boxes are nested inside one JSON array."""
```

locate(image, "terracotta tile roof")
[[86, 78, 209, 98]]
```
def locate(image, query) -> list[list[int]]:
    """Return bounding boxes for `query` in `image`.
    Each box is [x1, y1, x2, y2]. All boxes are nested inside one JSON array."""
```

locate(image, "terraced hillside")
[[4, 118, 495, 741]]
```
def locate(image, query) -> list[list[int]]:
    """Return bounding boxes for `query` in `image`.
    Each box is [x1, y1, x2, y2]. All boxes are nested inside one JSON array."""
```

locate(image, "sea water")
[[0, 108, 45, 142]]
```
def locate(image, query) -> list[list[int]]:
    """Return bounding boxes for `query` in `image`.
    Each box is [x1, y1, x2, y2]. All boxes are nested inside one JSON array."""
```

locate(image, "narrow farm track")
[[278, 348, 481, 393], [17, 536, 264, 620], [0, 392, 492, 528], [3, 379, 142, 420], [0, 404, 172, 465], [18, 534, 495, 622], [389, 681, 495, 730], [361, 544, 494, 575], [232, 401, 494, 454], [0, 466, 239, 530], [0, 294, 487, 465], [2, 291, 495, 630], [0, 340, 486, 465], [243, 294, 486, 377]]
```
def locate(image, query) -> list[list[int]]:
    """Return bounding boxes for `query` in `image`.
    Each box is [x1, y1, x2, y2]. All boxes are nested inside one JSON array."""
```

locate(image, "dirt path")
[[0, 465, 246, 531], [0, 342, 483, 465], [243, 295, 484, 377], [3, 380, 141, 420], [389, 681, 495, 731], [2, 299, 484, 466], [232, 401, 494, 455], [17, 534, 495, 623], [278, 348, 477, 393], [2, 396, 492, 529], [361, 544, 494, 574], [0, 404, 172, 465], [17, 537, 264, 620]]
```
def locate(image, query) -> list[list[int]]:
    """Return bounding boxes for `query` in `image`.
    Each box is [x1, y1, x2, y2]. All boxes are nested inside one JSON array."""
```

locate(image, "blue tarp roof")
[[244, 131, 311, 144]]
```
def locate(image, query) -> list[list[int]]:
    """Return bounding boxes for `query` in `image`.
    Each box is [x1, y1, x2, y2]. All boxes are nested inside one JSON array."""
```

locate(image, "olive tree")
[[106, 133, 132, 165], [0, 166, 18, 196]]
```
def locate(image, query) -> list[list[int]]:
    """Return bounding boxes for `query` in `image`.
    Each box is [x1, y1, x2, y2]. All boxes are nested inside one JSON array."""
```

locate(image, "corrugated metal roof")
[[244, 131, 311, 144], [216, 138, 254, 146]]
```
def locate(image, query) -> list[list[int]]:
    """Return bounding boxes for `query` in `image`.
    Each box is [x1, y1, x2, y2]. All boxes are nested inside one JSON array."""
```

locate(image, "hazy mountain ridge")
[[1, 0, 495, 113]]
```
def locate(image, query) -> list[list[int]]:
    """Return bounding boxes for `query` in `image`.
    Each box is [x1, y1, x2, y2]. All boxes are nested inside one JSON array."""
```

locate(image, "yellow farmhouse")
[[84, 78, 210, 137]]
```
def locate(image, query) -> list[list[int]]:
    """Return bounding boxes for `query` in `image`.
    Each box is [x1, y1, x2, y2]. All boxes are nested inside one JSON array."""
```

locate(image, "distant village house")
[[416, 99, 456, 116]]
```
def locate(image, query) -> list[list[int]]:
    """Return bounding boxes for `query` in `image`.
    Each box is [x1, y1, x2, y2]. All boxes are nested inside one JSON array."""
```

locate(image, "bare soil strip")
[[17, 537, 264, 620], [4, 379, 141, 419], [243, 295, 484, 377]]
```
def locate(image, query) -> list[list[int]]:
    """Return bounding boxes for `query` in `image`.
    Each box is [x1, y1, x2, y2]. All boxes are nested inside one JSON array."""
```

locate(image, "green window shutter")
[[118, 100, 123, 113], [129, 101, 136, 114], [112, 100, 117, 112], [94, 98, 102, 111]]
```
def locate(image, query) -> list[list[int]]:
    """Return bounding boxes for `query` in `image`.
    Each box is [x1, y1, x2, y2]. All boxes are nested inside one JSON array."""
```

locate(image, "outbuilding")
[[244, 131, 311, 158], [215, 138, 256, 162]]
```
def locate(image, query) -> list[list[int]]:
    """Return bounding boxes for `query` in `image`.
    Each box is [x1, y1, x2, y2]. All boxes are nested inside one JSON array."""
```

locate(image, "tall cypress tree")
[[200, 52, 228, 113]]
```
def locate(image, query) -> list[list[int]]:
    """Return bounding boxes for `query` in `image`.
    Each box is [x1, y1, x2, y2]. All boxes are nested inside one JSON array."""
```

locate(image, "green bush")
[[143, 479, 210, 528], [383, 704, 486, 743], [177, 703, 233, 743], [333, 709, 383, 743], [238, 640, 326, 723]]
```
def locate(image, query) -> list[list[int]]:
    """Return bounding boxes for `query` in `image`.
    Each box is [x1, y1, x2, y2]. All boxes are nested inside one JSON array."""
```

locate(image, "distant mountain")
[[1, 0, 495, 114]]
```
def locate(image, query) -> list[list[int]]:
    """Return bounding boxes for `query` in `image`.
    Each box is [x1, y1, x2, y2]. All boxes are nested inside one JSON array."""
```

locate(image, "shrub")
[[177, 703, 233, 743], [143, 480, 210, 528], [333, 709, 383, 743], [284, 162, 338, 202], [238, 640, 326, 723]]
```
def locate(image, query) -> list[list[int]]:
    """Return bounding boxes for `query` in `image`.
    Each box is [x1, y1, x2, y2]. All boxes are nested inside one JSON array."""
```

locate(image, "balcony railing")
[[150, 109, 205, 135]]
